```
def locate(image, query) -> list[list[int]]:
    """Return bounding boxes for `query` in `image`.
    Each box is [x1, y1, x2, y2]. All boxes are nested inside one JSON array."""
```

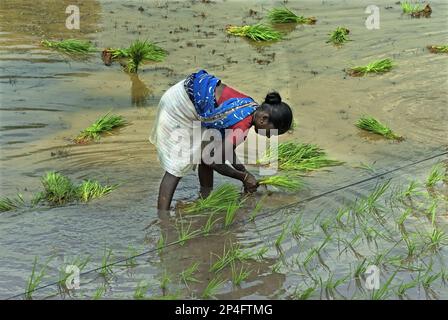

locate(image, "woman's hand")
[[243, 172, 259, 193]]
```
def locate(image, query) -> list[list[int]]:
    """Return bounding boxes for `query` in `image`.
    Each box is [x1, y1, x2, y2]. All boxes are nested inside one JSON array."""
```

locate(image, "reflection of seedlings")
[[74, 113, 127, 144], [41, 39, 95, 55], [267, 7, 317, 25], [92, 283, 107, 300], [99, 248, 114, 278], [371, 272, 397, 300], [185, 184, 241, 213], [0, 194, 25, 212], [226, 24, 282, 42], [202, 277, 225, 299], [51, 149, 71, 158], [133, 280, 149, 300], [259, 175, 302, 192], [78, 180, 116, 202], [427, 45, 448, 54], [230, 262, 251, 286], [180, 262, 200, 287], [327, 27, 350, 45], [346, 58, 393, 77], [426, 163, 445, 187], [25, 257, 49, 300], [258, 141, 343, 171], [356, 116, 403, 141]]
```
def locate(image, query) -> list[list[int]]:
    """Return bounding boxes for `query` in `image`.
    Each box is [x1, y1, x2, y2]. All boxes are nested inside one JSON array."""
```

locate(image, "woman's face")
[[253, 110, 276, 138]]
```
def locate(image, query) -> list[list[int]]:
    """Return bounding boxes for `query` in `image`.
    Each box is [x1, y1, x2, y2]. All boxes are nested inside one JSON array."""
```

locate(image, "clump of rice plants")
[[180, 262, 200, 287], [134, 280, 150, 300], [426, 228, 447, 250], [327, 27, 351, 45], [426, 163, 445, 187], [356, 116, 404, 141], [58, 256, 90, 290], [74, 113, 127, 144], [224, 201, 240, 228], [258, 141, 342, 171], [267, 7, 317, 25], [226, 24, 283, 42], [77, 180, 116, 202], [126, 40, 167, 73], [41, 39, 95, 55], [292, 286, 316, 300], [40, 172, 77, 205], [25, 257, 50, 299], [346, 58, 393, 77], [0, 194, 25, 212], [210, 243, 252, 273], [202, 276, 226, 299], [230, 263, 251, 286], [92, 283, 107, 299], [258, 175, 302, 192], [427, 45, 448, 54], [176, 220, 199, 246], [99, 248, 114, 278], [185, 184, 241, 213], [401, 1, 422, 14]]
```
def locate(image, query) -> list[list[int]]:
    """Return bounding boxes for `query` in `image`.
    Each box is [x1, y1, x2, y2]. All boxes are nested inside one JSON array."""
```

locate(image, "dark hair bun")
[[264, 92, 282, 105]]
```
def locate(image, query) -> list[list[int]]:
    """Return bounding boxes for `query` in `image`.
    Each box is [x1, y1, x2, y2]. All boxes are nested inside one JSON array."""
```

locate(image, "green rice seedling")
[[327, 27, 351, 45], [353, 259, 368, 278], [176, 220, 200, 246], [356, 116, 403, 140], [397, 279, 419, 297], [401, 1, 422, 14], [58, 255, 90, 289], [41, 39, 95, 55], [303, 248, 317, 267], [202, 277, 226, 299], [421, 272, 440, 289], [426, 228, 447, 250], [25, 257, 49, 299], [275, 223, 289, 248], [77, 180, 116, 202], [185, 184, 241, 213], [157, 233, 165, 254], [99, 248, 114, 278], [259, 141, 342, 171], [258, 175, 302, 192], [267, 7, 317, 24], [324, 273, 349, 297], [356, 161, 376, 173], [134, 280, 150, 300], [41, 172, 77, 205], [403, 234, 417, 257], [125, 246, 138, 268], [226, 24, 283, 42], [210, 243, 251, 273], [230, 262, 251, 286], [74, 113, 127, 144], [92, 283, 107, 300], [371, 271, 397, 300], [202, 213, 221, 234], [426, 163, 445, 187], [292, 286, 316, 300], [249, 195, 266, 222], [402, 180, 419, 198], [291, 216, 307, 239], [0, 194, 25, 212], [126, 40, 167, 73], [224, 200, 240, 228], [364, 180, 391, 211], [255, 246, 269, 260], [336, 207, 351, 226], [271, 260, 283, 273], [427, 45, 448, 54], [160, 270, 171, 292], [347, 58, 393, 77], [426, 200, 438, 225], [180, 262, 200, 287]]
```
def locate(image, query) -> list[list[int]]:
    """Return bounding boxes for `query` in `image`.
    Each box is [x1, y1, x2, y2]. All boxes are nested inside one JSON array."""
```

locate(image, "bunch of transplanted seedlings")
[[327, 27, 351, 45], [258, 141, 343, 171], [34, 172, 116, 206], [41, 39, 95, 55], [0, 194, 25, 212], [258, 175, 303, 191], [185, 184, 242, 213], [267, 7, 317, 24], [226, 24, 283, 42], [427, 45, 448, 54], [74, 113, 127, 144], [346, 58, 393, 77], [356, 116, 404, 141], [401, 2, 432, 18], [104, 40, 167, 72]]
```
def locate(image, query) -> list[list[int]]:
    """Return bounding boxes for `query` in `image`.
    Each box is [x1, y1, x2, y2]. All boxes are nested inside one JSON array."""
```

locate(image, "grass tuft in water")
[[0, 194, 25, 212], [327, 27, 350, 45], [258, 141, 342, 171], [210, 243, 251, 273], [99, 248, 114, 278], [426, 228, 447, 250], [226, 24, 282, 42], [92, 283, 107, 299], [41, 39, 95, 55], [25, 257, 50, 299], [426, 163, 445, 187], [176, 220, 199, 246], [180, 262, 200, 287], [224, 200, 240, 228], [41, 172, 77, 205], [258, 175, 302, 192], [202, 277, 226, 299], [134, 280, 150, 300], [267, 7, 317, 24], [74, 113, 127, 144], [401, 1, 422, 14], [356, 116, 403, 141], [230, 262, 251, 286], [427, 45, 448, 54], [347, 58, 393, 77], [77, 180, 116, 202], [292, 286, 316, 300], [185, 184, 241, 213]]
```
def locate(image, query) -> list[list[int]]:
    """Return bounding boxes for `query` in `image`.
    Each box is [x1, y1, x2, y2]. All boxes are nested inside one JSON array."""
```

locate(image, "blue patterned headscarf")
[[191, 70, 258, 130]]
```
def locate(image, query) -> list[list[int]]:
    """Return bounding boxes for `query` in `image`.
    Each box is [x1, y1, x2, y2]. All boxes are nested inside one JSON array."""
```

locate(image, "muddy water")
[[0, 0, 447, 299]]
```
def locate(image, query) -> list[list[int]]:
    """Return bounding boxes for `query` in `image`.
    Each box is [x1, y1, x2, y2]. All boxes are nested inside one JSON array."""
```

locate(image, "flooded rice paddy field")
[[0, 0, 447, 299]]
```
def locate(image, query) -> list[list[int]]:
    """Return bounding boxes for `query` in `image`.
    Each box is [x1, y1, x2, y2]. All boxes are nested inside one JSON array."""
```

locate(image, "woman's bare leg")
[[198, 163, 214, 198], [157, 171, 181, 211]]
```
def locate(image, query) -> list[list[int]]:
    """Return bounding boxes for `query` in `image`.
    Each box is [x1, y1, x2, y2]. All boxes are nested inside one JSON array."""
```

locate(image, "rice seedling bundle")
[[356, 116, 403, 141], [346, 58, 393, 77], [126, 40, 167, 73], [258, 174, 302, 191], [226, 24, 283, 42], [202, 276, 225, 299], [41, 39, 95, 54], [0, 194, 25, 212], [185, 184, 241, 213], [77, 180, 116, 202], [327, 27, 351, 45], [258, 141, 342, 171], [401, 1, 422, 14], [427, 45, 448, 54], [74, 113, 127, 144], [267, 7, 317, 24], [41, 172, 77, 205], [426, 163, 445, 187]]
